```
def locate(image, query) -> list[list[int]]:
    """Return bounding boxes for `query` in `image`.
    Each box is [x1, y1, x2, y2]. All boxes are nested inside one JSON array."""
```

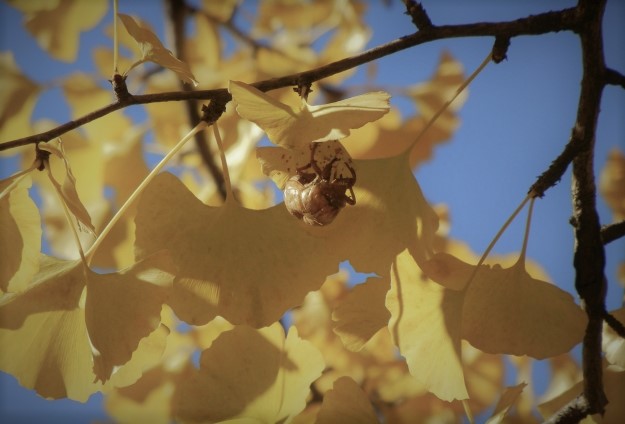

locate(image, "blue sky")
[[1, 0, 624, 422]]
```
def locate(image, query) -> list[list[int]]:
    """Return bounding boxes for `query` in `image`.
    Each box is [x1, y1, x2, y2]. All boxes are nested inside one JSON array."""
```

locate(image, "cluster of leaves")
[[1, 0, 624, 423]]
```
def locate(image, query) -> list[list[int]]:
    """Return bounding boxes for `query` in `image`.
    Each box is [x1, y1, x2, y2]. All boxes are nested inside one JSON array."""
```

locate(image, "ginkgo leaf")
[[461, 257, 587, 358], [40, 140, 96, 235], [85, 252, 175, 382], [7, 0, 107, 62], [603, 307, 625, 370], [386, 249, 468, 401], [134, 172, 343, 327], [257, 144, 439, 274], [599, 148, 625, 221], [419, 252, 477, 291], [315, 376, 379, 424], [485, 383, 527, 424], [117, 13, 198, 86], [173, 323, 324, 423], [0, 175, 41, 293], [332, 276, 390, 352], [103, 310, 232, 423], [340, 52, 466, 167], [0, 252, 174, 400], [229, 80, 390, 147], [328, 152, 439, 275], [408, 51, 466, 120], [0, 51, 41, 144]]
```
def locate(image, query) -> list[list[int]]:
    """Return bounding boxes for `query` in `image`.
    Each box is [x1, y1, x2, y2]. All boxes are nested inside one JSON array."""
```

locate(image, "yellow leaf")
[[85, 251, 174, 382], [174, 323, 325, 423], [419, 252, 476, 291], [485, 383, 527, 424], [229, 80, 390, 147], [0, 256, 95, 401], [40, 140, 97, 235], [0, 51, 41, 144], [408, 51, 467, 119], [332, 276, 390, 352], [117, 13, 198, 86], [61, 72, 134, 144], [0, 253, 174, 399], [603, 307, 625, 370], [256, 144, 439, 274], [342, 52, 466, 167], [201, 0, 238, 23], [386, 249, 468, 401], [315, 376, 379, 424], [256, 145, 310, 189], [7, 0, 107, 62], [599, 148, 625, 221], [254, 0, 334, 35], [329, 152, 439, 275], [462, 257, 587, 358], [0, 175, 41, 293], [134, 172, 342, 327]]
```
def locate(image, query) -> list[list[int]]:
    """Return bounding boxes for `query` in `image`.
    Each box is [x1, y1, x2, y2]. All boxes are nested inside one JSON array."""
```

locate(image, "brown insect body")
[[284, 143, 356, 226]]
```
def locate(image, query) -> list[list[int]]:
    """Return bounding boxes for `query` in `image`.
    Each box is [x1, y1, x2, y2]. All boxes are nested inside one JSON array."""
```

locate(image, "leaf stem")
[[464, 195, 530, 290], [113, 0, 119, 74], [85, 121, 208, 264], [462, 399, 475, 424], [519, 197, 535, 264], [408, 51, 492, 152], [212, 124, 234, 202]]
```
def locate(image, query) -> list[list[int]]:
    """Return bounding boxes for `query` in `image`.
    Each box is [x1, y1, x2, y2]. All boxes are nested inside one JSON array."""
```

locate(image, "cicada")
[[284, 142, 356, 226]]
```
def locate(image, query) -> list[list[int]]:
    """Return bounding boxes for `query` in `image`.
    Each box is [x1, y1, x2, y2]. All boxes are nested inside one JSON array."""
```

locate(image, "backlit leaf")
[[386, 249, 468, 401], [7, 0, 107, 62], [85, 251, 175, 382], [603, 307, 625, 370], [462, 257, 587, 358], [229, 80, 390, 147], [0, 175, 41, 293], [599, 148, 625, 221], [40, 140, 96, 235], [134, 172, 342, 327], [0, 252, 174, 399], [118, 13, 198, 86], [315, 376, 379, 424], [330, 152, 439, 275], [0, 51, 41, 144], [485, 383, 527, 424], [332, 276, 390, 352], [174, 323, 324, 423]]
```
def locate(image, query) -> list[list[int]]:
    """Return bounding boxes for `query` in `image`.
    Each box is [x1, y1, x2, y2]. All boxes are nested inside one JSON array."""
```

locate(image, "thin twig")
[[403, 0, 433, 30], [600, 220, 625, 245], [603, 312, 625, 338], [604, 68, 625, 88]]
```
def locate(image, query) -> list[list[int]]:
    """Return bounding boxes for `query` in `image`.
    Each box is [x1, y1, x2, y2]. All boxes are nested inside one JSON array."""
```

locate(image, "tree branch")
[[167, 0, 226, 199], [601, 220, 625, 245], [568, 0, 608, 418], [604, 68, 625, 88], [604, 311, 625, 338], [0, 6, 579, 152]]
